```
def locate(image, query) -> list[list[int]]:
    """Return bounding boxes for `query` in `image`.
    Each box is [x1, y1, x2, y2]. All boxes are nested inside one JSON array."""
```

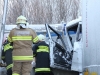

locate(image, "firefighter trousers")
[[12, 61, 32, 75]]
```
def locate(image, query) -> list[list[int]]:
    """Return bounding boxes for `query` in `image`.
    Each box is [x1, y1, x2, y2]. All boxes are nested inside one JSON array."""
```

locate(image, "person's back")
[[7, 15, 38, 75], [10, 28, 37, 61], [33, 34, 54, 75], [2, 40, 13, 75]]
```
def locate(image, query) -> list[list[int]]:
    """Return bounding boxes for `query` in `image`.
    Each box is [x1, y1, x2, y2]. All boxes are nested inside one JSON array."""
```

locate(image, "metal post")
[[45, 24, 52, 39], [0, 0, 8, 61]]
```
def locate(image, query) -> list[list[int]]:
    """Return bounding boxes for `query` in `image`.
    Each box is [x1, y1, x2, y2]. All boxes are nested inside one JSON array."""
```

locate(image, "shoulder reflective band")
[[8, 36, 12, 42], [35, 68, 51, 72], [6, 64, 13, 70], [12, 73, 20, 75], [13, 56, 33, 60], [37, 46, 49, 52], [33, 36, 39, 43], [12, 36, 32, 41], [4, 43, 13, 52]]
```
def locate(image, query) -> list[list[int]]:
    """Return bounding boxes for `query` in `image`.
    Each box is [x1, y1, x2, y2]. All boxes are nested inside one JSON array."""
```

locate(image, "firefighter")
[[1, 39, 13, 75], [7, 15, 39, 75], [32, 34, 54, 75]]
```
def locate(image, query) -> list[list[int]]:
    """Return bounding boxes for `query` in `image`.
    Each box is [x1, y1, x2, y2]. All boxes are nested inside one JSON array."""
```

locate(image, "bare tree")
[[0, 0, 81, 24], [6, 0, 23, 24]]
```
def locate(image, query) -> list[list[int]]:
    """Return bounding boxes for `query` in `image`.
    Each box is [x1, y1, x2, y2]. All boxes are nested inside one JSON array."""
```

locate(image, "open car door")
[[45, 24, 73, 70]]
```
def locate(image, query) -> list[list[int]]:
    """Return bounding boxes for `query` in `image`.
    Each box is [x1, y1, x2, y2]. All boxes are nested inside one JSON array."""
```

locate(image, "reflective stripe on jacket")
[[35, 68, 51, 72], [12, 73, 20, 75], [8, 28, 38, 62], [12, 36, 32, 41], [37, 46, 49, 52], [13, 56, 33, 60], [33, 36, 39, 43], [4, 43, 13, 52], [6, 64, 13, 70]]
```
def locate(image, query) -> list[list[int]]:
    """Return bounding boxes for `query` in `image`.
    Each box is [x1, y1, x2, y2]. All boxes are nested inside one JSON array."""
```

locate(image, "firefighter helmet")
[[38, 34, 46, 41], [16, 15, 27, 24]]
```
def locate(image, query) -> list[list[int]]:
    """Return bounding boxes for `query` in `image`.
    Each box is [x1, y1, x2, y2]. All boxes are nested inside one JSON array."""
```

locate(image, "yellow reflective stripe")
[[4, 43, 13, 52], [13, 56, 33, 60], [35, 68, 51, 72], [6, 64, 13, 70], [4, 46, 13, 52], [37, 46, 49, 52], [33, 36, 39, 43], [4, 43, 10, 48], [38, 46, 48, 49], [12, 36, 32, 41], [12, 73, 20, 75], [37, 49, 49, 52], [8, 36, 12, 42], [4, 46, 8, 51]]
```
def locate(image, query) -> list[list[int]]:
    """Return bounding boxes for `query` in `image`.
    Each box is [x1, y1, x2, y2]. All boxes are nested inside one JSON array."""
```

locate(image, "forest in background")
[[0, 0, 81, 24]]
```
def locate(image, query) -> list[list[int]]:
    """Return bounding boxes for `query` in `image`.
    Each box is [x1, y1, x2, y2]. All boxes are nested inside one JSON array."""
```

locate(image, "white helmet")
[[38, 34, 46, 41], [16, 15, 27, 24], [16, 15, 27, 28]]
